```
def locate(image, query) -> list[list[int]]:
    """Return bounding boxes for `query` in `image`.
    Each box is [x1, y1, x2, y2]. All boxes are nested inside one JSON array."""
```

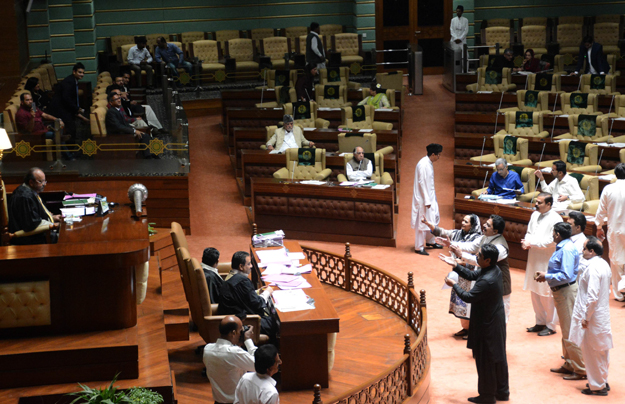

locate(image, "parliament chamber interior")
[[1, 0, 625, 403]]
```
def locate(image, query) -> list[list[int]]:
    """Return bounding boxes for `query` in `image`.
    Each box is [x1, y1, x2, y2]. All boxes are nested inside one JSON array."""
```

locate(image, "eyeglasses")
[[35, 179, 47, 185]]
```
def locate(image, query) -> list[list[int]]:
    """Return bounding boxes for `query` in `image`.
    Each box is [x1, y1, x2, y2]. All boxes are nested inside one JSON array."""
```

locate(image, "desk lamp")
[[0, 128, 12, 162]]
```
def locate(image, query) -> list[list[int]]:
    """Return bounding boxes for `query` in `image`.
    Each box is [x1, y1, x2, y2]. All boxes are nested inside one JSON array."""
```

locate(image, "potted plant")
[[67, 375, 163, 404]]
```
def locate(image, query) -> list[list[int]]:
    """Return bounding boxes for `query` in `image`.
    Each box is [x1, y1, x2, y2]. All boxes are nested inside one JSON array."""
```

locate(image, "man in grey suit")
[[265, 114, 315, 153], [105, 92, 154, 159]]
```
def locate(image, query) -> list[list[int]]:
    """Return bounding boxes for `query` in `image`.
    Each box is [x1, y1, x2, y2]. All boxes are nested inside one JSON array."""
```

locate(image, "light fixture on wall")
[[0, 128, 13, 162]]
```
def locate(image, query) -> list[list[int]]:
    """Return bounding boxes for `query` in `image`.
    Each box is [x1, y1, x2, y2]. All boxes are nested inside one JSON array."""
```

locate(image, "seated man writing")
[[218, 251, 278, 342], [535, 160, 585, 211], [358, 82, 391, 109], [346, 146, 373, 181], [481, 158, 524, 199], [7, 167, 61, 245], [265, 114, 315, 154]]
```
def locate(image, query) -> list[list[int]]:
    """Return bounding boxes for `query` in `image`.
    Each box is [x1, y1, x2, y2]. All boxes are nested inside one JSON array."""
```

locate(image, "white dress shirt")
[[234, 372, 279, 404], [457, 234, 509, 267], [523, 209, 563, 296], [587, 48, 598, 74], [203, 338, 257, 403], [127, 45, 153, 64], [540, 173, 586, 210], [450, 16, 469, 45], [277, 131, 298, 153], [346, 159, 373, 181]]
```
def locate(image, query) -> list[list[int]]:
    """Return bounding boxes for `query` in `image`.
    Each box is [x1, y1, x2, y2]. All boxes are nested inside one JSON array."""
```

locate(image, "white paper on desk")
[[272, 289, 314, 312], [596, 142, 610, 147], [261, 264, 289, 275], [486, 162, 511, 167], [599, 174, 616, 181], [477, 91, 493, 94], [256, 248, 289, 265], [64, 193, 97, 200], [60, 207, 85, 217], [339, 181, 357, 186], [442, 271, 459, 290], [339, 152, 348, 156], [273, 107, 282, 110], [609, 143, 625, 147], [299, 180, 326, 185], [495, 199, 519, 205], [303, 127, 316, 131], [282, 264, 312, 275], [359, 129, 373, 132], [375, 108, 393, 111], [318, 107, 341, 111], [372, 184, 390, 189], [613, 117, 625, 121], [540, 167, 552, 173], [85, 207, 96, 215], [287, 252, 306, 260], [269, 149, 281, 154]]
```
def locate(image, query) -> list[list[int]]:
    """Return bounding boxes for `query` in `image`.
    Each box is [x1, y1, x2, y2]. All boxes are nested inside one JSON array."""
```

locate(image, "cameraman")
[[203, 316, 257, 404]]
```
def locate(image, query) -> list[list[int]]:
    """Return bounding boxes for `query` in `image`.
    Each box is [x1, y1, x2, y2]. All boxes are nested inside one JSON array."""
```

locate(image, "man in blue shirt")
[[155, 37, 192, 79], [536, 222, 586, 381], [482, 158, 524, 199]]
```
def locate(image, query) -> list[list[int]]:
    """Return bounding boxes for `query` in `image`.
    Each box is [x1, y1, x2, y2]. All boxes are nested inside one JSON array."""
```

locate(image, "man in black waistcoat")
[[441, 243, 510, 403], [306, 22, 326, 70]]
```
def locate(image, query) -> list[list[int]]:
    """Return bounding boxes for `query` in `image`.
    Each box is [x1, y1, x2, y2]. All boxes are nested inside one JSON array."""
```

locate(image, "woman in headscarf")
[[422, 214, 483, 338], [24, 77, 50, 111]]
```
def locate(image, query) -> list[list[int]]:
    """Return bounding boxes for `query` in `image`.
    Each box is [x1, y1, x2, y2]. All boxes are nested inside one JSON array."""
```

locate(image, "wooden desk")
[[453, 194, 607, 268], [454, 73, 625, 93], [232, 127, 402, 170], [250, 240, 339, 390], [251, 178, 396, 246], [224, 108, 402, 149], [239, 149, 398, 206], [0, 205, 149, 338]]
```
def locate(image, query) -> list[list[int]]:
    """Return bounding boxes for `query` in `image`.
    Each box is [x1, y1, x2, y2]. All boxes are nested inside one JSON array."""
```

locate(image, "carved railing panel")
[[350, 259, 408, 320], [303, 246, 346, 288], [336, 362, 409, 404]]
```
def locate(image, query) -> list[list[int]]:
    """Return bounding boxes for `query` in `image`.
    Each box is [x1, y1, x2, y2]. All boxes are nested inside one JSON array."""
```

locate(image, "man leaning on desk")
[[481, 158, 524, 199], [265, 114, 315, 154], [8, 167, 61, 245]]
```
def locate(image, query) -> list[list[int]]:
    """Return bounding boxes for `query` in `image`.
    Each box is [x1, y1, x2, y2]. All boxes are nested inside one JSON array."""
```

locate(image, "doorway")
[[375, 0, 453, 74]]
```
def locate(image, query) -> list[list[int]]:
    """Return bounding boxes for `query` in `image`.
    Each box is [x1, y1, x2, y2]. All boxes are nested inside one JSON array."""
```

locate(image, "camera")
[[240, 325, 251, 343]]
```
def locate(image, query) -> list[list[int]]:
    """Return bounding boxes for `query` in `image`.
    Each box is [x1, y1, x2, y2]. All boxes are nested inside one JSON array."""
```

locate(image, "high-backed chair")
[[607, 54, 621, 76], [215, 30, 242, 44], [315, 84, 350, 108], [250, 28, 276, 41], [146, 34, 167, 52], [191, 40, 225, 75], [339, 105, 393, 131], [554, 114, 611, 142], [273, 148, 332, 180], [283, 101, 330, 128], [110, 35, 134, 57], [32, 66, 52, 92], [331, 33, 364, 66], [337, 152, 393, 185], [337, 132, 378, 153], [255, 86, 297, 108], [558, 16, 584, 25], [471, 165, 538, 201], [553, 92, 601, 115], [43, 63, 57, 88], [90, 99, 108, 113], [520, 25, 548, 56], [527, 73, 561, 92], [319, 66, 360, 89], [556, 24, 583, 55], [484, 26, 512, 55], [566, 173, 599, 212], [536, 140, 602, 172], [181, 31, 207, 55], [466, 67, 517, 93], [595, 15, 621, 24], [498, 90, 550, 113], [97, 75, 113, 86], [579, 74, 620, 95], [320, 24, 343, 37], [361, 87, 397, 109], [3, 105, 19, 132], [497, 111, 549, 138], [260, 37, 293, 69], [225, 38, 259, 71], [257, 69, 297, 89], [118, 44, 135, 67], [296, 34, 324, 56], [470, 134, 533, 165], [90, 106, 108, 137], [521, 17, 548, 27], [599, 149, 625, 175], [260, 124, 305, 150], [593, 23, 621, 54], [285, 26, 308, 40]]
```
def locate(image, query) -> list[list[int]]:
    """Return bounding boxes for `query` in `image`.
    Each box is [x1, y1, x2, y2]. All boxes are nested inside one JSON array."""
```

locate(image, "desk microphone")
[[478, 135, 486, 166], [305, 88, 312, 102], [128, 183, 148, 215]]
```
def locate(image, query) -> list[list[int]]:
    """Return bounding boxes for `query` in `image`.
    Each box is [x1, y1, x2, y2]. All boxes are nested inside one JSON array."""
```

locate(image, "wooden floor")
[[168, 283, 418, 404]]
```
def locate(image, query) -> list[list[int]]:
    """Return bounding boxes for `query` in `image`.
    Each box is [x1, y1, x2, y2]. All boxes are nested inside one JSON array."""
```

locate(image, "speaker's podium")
[[0, 204, 151, 390]]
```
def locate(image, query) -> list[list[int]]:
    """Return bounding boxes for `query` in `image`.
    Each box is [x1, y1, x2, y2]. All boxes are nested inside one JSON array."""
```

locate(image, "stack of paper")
[[272, 289, 314, 312], [299, 180, 326, 185], [256, 248, 290, 265], [262, 274, 312, 290]]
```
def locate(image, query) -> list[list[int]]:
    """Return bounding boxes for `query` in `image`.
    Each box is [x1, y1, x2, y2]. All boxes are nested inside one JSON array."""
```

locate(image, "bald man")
[[8, 167, 61, 245], [203, 316, 257, 404]]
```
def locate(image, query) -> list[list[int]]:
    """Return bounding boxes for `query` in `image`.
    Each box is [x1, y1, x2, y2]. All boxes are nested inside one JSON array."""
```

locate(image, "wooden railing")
[[302, 243, 430, 404]]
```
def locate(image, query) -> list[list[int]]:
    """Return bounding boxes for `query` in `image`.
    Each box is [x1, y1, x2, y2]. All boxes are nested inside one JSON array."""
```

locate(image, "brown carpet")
[[186, 76, 624, 403]]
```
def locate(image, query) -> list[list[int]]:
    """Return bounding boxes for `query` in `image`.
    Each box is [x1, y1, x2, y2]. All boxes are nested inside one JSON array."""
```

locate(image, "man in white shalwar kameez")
[[411, 143, 443, 255], [570, 237, 613, 396], [594, 163, 625, 301], [522, 193, 562, 335], [568, 211, 588, 275], [450, 6, 469, 72]]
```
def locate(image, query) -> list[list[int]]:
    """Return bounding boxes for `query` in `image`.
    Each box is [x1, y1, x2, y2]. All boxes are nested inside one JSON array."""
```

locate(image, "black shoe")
[[495, 394, 509, 401], [538, 327, 556, 336], [550, 366, 573, 374], [426, 243, 444, 249], [587, 383, 610, 391], [467, 396, 495, 404], [563, 373, 587, 380], [581, 387, 608, 396], [415, 248, 429, 256], [526, 324, 546, 333], [454, 329, 469, 337]]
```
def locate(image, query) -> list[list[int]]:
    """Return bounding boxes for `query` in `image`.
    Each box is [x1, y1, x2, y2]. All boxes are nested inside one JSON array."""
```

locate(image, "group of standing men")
[[411, 142, 624, 401]]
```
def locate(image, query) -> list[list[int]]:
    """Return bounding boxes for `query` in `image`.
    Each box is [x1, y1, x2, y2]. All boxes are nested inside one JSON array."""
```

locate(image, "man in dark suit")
[[442, 244, 510, 404], [49, 62, 89, 142], [306, 22, 325, 70], [574, 35, 609, 75], [105, 92, 154, 159]]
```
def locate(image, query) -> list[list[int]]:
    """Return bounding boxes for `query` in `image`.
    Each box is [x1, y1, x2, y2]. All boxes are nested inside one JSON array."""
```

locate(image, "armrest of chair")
[[495, 130, 509, 135], [582, 200, 601, 215], [608, 135, 625, 143], [12, 223, 53, 239], [315, 118, 330, 128], [273, 167, 290, 179], [337, 173, 348, 182], [348, 81, 361, 90], [536, 159, 558, 168], [211, 303, 219, 313], [471, 187, 487, 198], [315, 168, 332, 180], [567, 202, 584, 211], [255, 101, 279, 108], [216, 262, 231, 275], [514, 159, 534, 166], [377, 146, 394, 155], [466, 83, 478, 93], [497, 107, 519, 113], [380, 172, 394, 185], [553, 132, 573, 139], [519, 191, 540, 202], [504, 84, 517, 92], [572, 165, 603, 173], [470, 153, 497, 163], [373, 121, 393, 130], [260, 145, 268, 150], [536, 131, 550, 138]]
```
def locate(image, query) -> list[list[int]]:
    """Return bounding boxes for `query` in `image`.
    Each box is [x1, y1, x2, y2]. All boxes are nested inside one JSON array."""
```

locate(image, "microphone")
[[481, 169, 489, 191], [260, 68, 267, 106], [531, 143, 547, 205], [478, 135, 486, 166], [494, 91, 505, 135], [128, 183, 148, 215], [305, 88, 311, 102]]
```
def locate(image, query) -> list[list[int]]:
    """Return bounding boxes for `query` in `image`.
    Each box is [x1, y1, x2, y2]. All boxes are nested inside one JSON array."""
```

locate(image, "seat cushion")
[[202, 62, 225, 71], [271, 60, 295, 69], [341, 55, 363, 64], [236, 61, 259, 71]]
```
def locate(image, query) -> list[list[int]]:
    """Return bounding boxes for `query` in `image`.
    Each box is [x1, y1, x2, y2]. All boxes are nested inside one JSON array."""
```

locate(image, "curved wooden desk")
[[0, 205, 149, 338]]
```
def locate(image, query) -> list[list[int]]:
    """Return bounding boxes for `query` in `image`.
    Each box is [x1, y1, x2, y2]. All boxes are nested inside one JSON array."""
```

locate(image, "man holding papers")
[[481, 158, 524, 199], [535, 160, 585, 211], [219, 251, 278, 342]]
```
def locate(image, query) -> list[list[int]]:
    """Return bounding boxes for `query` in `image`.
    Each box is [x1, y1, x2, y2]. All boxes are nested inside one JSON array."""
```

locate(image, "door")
[[375, 0, 453, 74]]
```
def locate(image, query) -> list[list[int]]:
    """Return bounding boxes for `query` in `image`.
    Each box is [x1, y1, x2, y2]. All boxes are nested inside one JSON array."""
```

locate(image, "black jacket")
[[105, 107, 134, 135], [576, 42, 609, 74], [218, 273, 268, 317]]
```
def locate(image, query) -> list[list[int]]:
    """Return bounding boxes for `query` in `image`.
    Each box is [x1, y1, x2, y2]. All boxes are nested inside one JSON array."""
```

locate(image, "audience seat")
[[337, 132, 377, 153], [146, 33, 167, 53], [579, 74, 620, 95], [498, 90, 550, 114], [339, 105, 393, 131], [469, 134, 532, 165], [191, 40, 225, 75], [273, 148, 332, 180], [225, 38, 259, 71], [520, 25, 548, 56], [497, 111, 549, 138], [319, 24, 343, 37], [214, 30, 243, 47], [331, 33, 364, 66], [315, 84, 350, 108], [553, 92, 601, 115], [110, 35, 135, 58], [284, 26, 308, 40], [283, 101, 330, 128], [484, 26, 512, 55], [471, 166, 538, 202], [90, 107, 109, 137], [319, 67, 360, 89], [527, 73, 561, 92], [466, 67, 516, 93], [260, 37, 293, 69], [558, 16, 584, 25], [337, 151, 393, 185], [554, 114, 612, 142], [32, 66, 52, 92], [250, 28, 276, 41], [181, 31, 207, 54], [361, 87, 397, 109], [255, 85, 297, 108], [3, 105, 19, 133], [593, 22, 621, 54], [536, 140, 602, 172], [556, 24, 583, 55]]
